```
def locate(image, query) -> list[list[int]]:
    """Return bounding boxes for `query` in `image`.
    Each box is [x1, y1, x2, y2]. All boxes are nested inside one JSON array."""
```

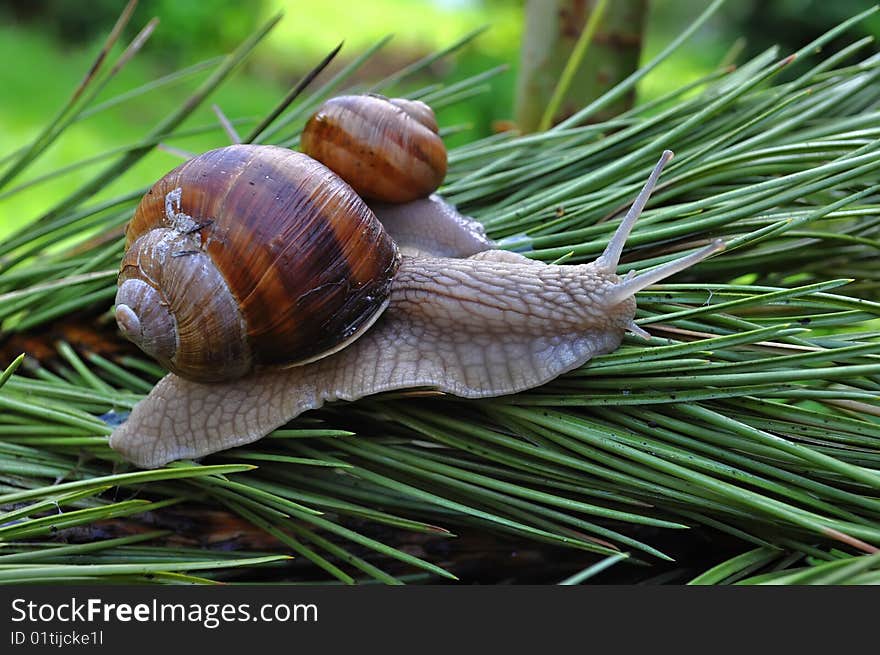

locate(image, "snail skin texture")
[[110, 147, 723, 468]]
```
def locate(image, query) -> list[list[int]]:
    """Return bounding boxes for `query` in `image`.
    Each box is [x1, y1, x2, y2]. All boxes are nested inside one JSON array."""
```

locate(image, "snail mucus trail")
[[110, 98, 723, 469]]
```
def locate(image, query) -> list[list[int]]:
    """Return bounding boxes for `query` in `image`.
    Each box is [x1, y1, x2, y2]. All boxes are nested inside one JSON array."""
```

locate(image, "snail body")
[[368, 193, 494, 258], [110, 100, 723, 468]]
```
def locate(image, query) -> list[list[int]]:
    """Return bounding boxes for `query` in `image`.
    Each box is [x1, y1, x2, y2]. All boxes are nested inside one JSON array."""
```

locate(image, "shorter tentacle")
[[626, 320, 651, 340], [606, 239, 725, 307]]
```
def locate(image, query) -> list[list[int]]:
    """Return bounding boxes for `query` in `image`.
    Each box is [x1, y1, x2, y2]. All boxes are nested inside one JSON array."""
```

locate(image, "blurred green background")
[[1, 0, 878, 238]]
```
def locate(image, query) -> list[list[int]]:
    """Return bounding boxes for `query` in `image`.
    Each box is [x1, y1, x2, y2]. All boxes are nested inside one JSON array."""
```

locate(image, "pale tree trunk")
[[515, 0, 647, 132]]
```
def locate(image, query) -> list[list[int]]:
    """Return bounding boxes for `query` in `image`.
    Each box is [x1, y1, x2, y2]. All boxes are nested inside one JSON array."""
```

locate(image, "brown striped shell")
[[301, 94, 447, 203], [115, 145, 401, 382]]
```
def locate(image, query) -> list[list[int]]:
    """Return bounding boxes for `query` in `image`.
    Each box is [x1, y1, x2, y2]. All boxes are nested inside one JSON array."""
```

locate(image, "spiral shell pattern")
[[117, 145, 400, 382]]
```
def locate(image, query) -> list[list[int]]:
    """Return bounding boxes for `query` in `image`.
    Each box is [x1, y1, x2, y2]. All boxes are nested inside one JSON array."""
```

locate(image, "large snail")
[[109, 95, 723, 468]]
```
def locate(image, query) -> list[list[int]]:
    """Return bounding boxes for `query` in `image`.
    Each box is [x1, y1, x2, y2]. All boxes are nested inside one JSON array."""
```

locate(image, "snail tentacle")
[[594, 149, 674, 272], [604, 239, 725, 308]]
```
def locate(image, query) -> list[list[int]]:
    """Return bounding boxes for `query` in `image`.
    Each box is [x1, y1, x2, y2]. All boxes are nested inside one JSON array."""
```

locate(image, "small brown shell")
[[301, 94, 447, 203], [117, 144, 400, 382]]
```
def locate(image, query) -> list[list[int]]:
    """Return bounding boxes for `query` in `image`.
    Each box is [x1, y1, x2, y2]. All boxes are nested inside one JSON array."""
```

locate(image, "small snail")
[[109, 97, 723, 468], [303, 94, 492, 259], [301, 94, 446, 203]]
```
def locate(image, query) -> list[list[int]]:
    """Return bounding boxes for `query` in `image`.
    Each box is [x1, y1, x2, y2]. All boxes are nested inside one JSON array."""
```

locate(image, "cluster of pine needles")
[[2, 0, 880, 584]]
